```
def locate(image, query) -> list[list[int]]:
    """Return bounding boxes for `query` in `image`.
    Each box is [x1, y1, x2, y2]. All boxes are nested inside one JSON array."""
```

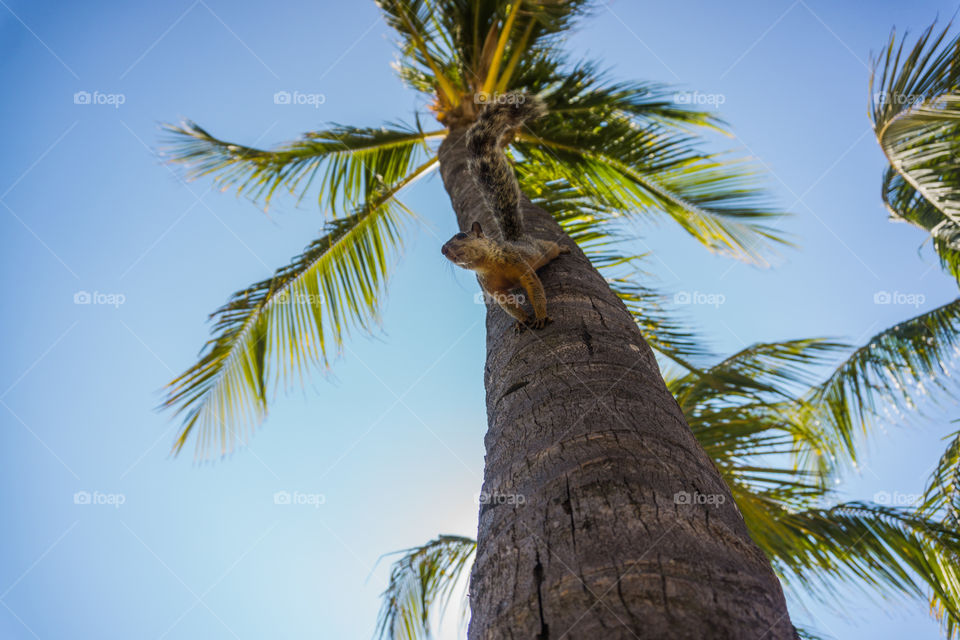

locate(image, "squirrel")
[[441, 93, 569, 332]]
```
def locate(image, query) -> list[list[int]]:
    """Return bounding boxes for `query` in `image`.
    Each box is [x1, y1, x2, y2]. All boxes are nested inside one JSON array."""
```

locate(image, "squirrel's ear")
[[471, 221, 484, 237]]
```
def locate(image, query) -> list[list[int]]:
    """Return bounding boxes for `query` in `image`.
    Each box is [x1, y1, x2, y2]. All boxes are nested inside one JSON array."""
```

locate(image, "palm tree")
[[373, 19, 960, 639], [376, 333, 960, 640], [160, 2, 802, 636]]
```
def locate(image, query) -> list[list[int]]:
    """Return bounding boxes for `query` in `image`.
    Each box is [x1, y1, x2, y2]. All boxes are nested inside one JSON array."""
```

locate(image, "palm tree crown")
[[160, 0, 788, 458]]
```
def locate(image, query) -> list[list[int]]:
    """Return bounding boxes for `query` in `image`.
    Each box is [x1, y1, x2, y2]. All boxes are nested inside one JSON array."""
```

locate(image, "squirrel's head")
[[441, 221, 494, 271]]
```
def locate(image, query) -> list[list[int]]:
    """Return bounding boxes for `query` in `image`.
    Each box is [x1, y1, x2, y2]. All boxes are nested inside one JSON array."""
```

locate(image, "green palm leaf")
[[666, 339, 847, 486], [376, 0, 465, 105], [881, 168, 960, 282], [513, 87, 788, 265], [923, 425, 960, 524], [518, 59, 723, 130], [162, 158, 436, 457], [669, 338, 848, 410], [765, 502, 960, 640], [804, 299, 960, 468], [375, 535, 476, 640], [871, 22, 960, 284], [683, 352, 960, 637], [162, 121, 442, 214]]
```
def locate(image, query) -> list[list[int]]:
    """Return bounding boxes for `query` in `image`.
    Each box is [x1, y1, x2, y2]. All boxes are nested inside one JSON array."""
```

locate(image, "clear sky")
[[1, 1, 958, 638]]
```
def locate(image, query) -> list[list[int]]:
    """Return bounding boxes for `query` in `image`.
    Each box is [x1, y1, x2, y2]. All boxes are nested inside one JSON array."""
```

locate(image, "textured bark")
[[438, 128, 796, 640]]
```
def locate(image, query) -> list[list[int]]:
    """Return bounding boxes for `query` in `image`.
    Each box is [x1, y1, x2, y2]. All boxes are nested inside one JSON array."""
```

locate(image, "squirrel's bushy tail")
[[466, 94, 546, 241]]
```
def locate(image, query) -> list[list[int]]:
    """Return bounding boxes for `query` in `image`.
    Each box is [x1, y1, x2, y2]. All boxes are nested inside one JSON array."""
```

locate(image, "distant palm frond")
[[375, 535, 476, 640], [666, 339, 845, 487], [769, 502, 960, 640], [882, 168, 960, 282], [670, 338, 848, 409], [803, 299, 960, 468], [923, 425, 960, 524], [871, 21, 960, 285]]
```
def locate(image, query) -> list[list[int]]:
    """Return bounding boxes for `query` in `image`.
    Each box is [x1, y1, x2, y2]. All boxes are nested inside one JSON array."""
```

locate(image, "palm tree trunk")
[[438, 128, 796, 640]]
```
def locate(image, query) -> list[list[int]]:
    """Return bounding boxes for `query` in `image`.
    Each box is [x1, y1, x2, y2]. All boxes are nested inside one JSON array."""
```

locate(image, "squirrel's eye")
[[454, 232, 468, 240]]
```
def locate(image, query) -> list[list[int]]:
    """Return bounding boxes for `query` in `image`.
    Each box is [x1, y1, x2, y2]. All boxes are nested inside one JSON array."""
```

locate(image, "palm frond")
[[923, 425, 960, 524], [804, 299, 960, 468], [666, 339, 848, 486], [663, 326, 960, 634], [767, 502, 960, 640], [871, 21, 960, 282], [375, 535, 476, 640], [378, 0, 465, 105], [881, 168, 960, 283], [161, 120, 441, 214], [522, 60, 723, 130], [691, 405, 828, 494], [670, 339, 848, 410], [514, 98, 788, 265], [162, 158, 437, 457]]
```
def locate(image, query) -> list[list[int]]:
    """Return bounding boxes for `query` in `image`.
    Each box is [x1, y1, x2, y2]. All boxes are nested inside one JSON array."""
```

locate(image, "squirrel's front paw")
[[513, 320, 529, 334], [530, 316, 553, 330]]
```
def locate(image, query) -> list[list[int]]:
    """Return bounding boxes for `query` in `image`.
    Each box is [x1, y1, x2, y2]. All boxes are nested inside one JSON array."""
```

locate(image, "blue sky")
[[1, 1, 958, 638]]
